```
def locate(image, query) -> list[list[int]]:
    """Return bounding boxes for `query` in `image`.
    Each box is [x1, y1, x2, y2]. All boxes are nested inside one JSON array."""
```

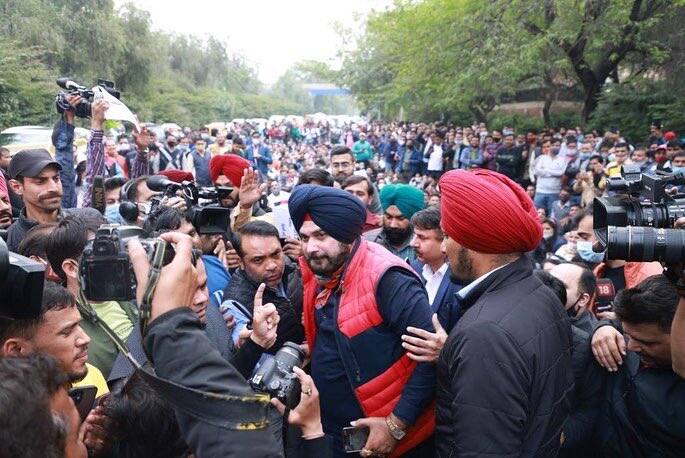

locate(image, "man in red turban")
[[432, 169, 573, 457], [208, 154, 249, 210]]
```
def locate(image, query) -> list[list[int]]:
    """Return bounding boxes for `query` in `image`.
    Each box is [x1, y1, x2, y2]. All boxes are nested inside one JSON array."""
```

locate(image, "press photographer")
[[125, 231, 330, 456]]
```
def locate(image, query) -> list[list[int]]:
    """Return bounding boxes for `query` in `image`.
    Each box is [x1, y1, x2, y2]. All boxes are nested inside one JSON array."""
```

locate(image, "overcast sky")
[[117, 0, 393, 85]]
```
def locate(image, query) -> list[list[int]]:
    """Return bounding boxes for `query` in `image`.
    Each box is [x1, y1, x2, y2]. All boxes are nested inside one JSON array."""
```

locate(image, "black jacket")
[[436, 256, 574, 457], [223, 261, 304, 352], [560, 326, 605, 456], [144, 308, 331, 457], [593, 325, 685, 457]]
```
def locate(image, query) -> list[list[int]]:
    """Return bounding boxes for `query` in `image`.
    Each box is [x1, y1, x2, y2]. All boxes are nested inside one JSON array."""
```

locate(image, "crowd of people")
[[0, 94, 684, 458]]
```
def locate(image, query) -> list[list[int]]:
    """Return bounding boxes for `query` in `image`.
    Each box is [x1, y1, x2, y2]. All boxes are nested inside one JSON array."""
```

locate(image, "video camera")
[[0, 237, 46, 320], [146, 175, 232, 235], [55, 77, 120, 118], [250, 342, 305, 409], [593, 164, 685, 262], [79, 225, 176, 302]]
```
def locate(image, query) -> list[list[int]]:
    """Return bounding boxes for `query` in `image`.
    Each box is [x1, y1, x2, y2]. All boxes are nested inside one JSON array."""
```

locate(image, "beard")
[[383, 225, 412, 245], [305, 244, 349, 277], [449, 246, 477, 284]]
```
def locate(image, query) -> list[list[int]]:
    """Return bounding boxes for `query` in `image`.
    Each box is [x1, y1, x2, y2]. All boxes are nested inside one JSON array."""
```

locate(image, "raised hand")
[[238, 167, 267, 209], [250, 283, 280, 349], [132, 127, 152, 152], [90, 99, 109, 131], [128, 232, 198, 322]]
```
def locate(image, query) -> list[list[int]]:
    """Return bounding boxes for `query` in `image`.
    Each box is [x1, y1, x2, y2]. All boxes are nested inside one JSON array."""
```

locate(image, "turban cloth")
[[439, 169, 542, 254], [379, 184, 425, 219], [289, 184, 366, 244], [158, 169, 194, 183], [209, 154, 249, 187]]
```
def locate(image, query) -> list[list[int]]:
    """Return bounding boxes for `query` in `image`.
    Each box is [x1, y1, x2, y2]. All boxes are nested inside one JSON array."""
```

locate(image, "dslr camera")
[[250, 342, 305, 409], [146, 175, 232, 235], [0, 237, 45, 320], [593, 164, 685, 262], [79, 225, 175, 302], [55, 77, 121, 118]]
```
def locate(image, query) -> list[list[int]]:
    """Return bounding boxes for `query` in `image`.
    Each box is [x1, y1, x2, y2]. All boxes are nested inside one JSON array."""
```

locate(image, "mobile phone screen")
[[342, 426, 370, 453]]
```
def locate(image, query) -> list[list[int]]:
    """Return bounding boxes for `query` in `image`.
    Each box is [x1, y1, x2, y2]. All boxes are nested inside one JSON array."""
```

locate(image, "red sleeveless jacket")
[[301, 239, 435, 456]]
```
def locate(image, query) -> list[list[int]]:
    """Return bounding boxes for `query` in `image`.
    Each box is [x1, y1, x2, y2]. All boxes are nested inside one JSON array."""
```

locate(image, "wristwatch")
[[385, 415, 406, 441]]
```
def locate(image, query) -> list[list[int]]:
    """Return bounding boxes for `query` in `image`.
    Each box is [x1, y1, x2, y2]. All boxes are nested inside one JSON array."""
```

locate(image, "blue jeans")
[[534, 192, 557, 219]]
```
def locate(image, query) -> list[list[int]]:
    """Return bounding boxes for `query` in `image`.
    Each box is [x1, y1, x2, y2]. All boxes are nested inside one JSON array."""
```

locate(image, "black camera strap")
[[76, 241, 270, 430]]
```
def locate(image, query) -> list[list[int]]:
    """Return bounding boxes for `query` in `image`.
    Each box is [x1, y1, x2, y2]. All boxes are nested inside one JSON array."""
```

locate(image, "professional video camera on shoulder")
[[146, 175, 232, 235], [593, 164, 685, 262], [0, 237, 45, 321], [55, 77, 120, 118]]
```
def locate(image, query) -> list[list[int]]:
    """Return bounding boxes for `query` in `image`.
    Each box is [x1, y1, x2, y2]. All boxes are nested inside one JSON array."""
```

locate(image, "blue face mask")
[[105, 204, 126, 224], [576, 240, 605, 263], [672, 166, 685, 175]]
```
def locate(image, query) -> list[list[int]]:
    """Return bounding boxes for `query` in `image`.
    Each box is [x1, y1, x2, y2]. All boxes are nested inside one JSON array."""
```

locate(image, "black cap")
[[8, 149, 62, 179]]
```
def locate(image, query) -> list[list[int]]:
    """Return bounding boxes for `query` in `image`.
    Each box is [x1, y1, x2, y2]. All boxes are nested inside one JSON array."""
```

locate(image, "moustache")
[[39, 192, 62, 200]]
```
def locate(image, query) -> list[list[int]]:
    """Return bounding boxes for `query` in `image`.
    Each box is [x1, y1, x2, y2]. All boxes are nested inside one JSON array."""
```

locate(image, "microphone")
[[56, 77, 85, 91], [146, 175, 182, 192]]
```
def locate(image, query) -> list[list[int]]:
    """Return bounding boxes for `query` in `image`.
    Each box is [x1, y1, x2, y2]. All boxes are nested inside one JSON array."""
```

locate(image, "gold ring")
[[302, 387, 312, 397]]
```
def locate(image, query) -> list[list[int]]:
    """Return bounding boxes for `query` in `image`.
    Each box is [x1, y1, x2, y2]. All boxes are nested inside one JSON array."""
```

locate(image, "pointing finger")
[[254, 283, 266, 309]]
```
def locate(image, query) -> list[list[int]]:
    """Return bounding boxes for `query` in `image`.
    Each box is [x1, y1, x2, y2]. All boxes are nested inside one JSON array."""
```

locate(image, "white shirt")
[[457, 262, 512, 300], [422, 263, 449, 306], [427, 145, 444, 171]]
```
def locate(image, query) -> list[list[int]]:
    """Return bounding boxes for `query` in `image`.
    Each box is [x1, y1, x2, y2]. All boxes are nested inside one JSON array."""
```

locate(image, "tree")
[[486, 0, 675, 122]]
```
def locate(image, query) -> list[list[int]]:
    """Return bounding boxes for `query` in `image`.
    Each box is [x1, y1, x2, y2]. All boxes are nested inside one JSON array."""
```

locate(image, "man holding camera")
[[4, 98, 106, 251], [45, 214, 138, 377], [289, 185, 436, 457]]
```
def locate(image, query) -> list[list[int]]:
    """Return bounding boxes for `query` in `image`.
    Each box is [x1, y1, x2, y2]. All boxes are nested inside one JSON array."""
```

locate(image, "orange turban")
[[439, 169, 542, 254]]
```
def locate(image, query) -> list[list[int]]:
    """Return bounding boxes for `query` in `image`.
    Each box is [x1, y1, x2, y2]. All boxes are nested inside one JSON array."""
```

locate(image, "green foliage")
[[0, 0, 312, 129], [341, 0, 683, 125], [589, 79, 685, 143], [0, 37, 54, 127]]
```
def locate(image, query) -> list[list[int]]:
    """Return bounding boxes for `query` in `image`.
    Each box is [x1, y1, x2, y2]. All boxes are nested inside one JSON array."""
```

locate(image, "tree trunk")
[[582, 81, 602, 124], [469, 106, 488, 124], [542, 96, 553, 127]]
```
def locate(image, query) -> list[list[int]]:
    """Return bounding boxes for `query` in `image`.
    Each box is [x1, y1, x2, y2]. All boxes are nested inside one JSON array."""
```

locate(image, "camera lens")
[[594, 196, 685, 230], [606, 226, 685, 263], [275, 342, 305, 371]]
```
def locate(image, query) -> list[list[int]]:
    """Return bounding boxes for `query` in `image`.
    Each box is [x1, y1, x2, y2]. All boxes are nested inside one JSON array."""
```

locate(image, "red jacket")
[[301, 239, 434, 456]]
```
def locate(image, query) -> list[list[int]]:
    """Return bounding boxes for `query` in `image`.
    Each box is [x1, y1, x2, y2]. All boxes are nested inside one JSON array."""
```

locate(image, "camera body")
[[79, 225, 173, 302], [146, 175, 232, 235], [55, 78, 120, 118], [249, 342, 305, 409], [594, 165, 685, 262], [0, 237, 45, 320]]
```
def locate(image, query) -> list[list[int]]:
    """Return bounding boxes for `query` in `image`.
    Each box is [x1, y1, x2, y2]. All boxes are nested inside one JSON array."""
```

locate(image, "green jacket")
[[79, 300, 138, 378], [352, 140, 373, 162]]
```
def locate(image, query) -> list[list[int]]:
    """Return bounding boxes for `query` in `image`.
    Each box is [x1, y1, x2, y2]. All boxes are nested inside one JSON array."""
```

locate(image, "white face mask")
[[543, 229, 554, 240]]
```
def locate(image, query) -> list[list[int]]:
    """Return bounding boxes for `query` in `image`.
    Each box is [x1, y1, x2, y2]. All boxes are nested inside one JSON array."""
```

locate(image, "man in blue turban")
[[288, 184, 436, 457], [364, 184, 426, 261], [289, 184, 366, 245]]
